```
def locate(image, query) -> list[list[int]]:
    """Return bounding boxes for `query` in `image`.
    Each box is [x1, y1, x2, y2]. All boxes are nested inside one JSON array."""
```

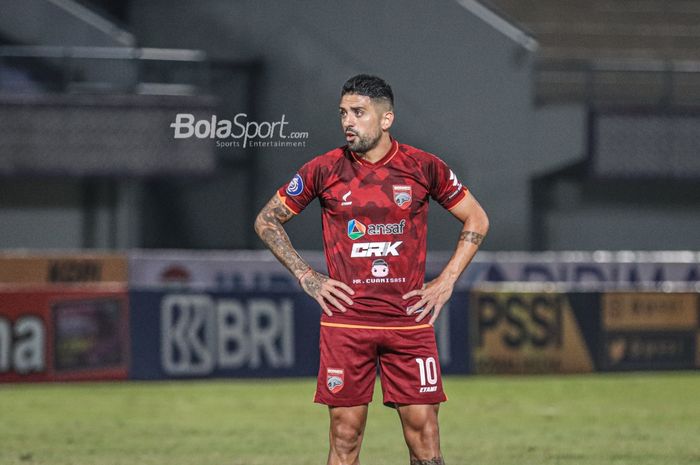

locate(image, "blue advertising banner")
[[130, 290, 318, 379], [438, 291, 470, 375], [129, 288, 472, 380]]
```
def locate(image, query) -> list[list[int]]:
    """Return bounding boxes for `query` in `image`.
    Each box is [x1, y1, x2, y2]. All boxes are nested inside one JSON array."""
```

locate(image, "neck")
[[357, 133, 392, 163]]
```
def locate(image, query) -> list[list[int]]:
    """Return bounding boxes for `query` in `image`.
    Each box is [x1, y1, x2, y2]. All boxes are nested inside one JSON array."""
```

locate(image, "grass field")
[[1, 372, 699, 465]]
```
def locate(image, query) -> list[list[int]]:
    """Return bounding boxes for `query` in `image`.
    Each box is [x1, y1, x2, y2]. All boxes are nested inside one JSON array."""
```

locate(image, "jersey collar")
[[350, 137, 399, 167]]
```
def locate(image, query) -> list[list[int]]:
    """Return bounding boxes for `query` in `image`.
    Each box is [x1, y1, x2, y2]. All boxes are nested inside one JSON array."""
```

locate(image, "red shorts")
[[314, 322, 447, 407]]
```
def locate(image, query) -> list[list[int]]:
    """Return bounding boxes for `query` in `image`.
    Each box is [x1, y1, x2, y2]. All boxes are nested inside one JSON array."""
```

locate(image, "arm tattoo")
[[301, 270, 329, 299], [459, 230, 484, 246], [254, 195, 309, 278], [411, 458, 444, 465]]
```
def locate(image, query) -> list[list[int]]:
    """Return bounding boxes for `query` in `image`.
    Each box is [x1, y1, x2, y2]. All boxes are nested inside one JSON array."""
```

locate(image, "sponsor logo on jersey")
[[393, 185, 412, 209], [371, 259, 389, 277], [286, 173, 304, 196], [351, 241, 402, 257], [347, 219, 367, 240], [353, 277, 407, 284], [368, 219, 406, 235], [341, 190, 352, 206], [347, 219, 406, 240], [419, 386, 438, 393], [327, 368, 344, 393]]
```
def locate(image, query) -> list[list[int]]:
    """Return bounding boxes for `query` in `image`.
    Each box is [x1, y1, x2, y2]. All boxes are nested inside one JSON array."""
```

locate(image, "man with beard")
[[254, 74, 489, 465]]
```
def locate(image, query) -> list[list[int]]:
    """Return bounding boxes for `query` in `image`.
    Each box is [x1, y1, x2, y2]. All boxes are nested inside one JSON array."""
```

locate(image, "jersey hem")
[[321, 313, 433, 328], [321, 321, 432, 330]]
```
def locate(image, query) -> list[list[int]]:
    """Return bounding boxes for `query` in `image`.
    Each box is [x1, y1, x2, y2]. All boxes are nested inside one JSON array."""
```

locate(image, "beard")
[[348, 128, 382, 154]]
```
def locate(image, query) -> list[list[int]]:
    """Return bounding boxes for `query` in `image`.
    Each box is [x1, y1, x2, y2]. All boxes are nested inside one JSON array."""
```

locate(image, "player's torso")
[[317, 147, 430, 322]]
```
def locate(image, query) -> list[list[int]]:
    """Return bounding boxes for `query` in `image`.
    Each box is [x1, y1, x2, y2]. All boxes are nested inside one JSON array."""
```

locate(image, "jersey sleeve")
[[428, 155, 468, 210], [276, 157, 321, 214]]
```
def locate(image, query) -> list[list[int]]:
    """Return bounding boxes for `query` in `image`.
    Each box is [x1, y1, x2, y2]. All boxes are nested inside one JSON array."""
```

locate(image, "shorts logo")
[[326, 368, 345, 393], [286, 173, 304, 196], [347, 219, 367, 240], [393, 185, 412, 209]]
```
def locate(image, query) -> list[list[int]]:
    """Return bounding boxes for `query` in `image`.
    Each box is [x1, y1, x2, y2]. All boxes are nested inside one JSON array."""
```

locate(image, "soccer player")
[[254, 74, 488, 465]]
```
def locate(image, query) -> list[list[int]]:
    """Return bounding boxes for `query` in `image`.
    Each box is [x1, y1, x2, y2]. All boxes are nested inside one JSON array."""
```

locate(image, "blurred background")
[[0, 0, 698, 394], [2, 0, 700, 252], [0, 2, 699, 464]]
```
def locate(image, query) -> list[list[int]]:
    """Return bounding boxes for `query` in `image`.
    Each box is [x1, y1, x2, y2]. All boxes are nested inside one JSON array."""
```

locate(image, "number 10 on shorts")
[[415, 357, 438, 392]]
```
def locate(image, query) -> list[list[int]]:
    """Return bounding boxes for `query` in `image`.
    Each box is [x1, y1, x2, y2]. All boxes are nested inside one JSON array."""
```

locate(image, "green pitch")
[[1, 372, 699, 465]]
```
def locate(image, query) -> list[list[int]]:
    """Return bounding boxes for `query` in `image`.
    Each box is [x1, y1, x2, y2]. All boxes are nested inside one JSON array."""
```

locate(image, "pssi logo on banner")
[[170, 113, 309, 148]]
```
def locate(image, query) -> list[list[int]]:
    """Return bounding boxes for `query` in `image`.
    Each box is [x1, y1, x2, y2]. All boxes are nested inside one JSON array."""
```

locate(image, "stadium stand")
[[0, 0, 266, 249], [485, 0, 700, 105], [477, 0, 700, 250]]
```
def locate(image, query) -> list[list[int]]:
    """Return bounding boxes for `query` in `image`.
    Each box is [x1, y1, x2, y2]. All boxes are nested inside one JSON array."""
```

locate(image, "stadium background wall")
[[0, 251, 698, 382], [6, 1, 700, 254], [124, 0, 585, 252]]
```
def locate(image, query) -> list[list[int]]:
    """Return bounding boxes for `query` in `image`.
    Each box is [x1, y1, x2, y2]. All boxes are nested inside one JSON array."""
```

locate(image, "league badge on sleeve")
[[326, 368, 345, 393], [393, 185, 412, 209], [286, 173, 304, 196]]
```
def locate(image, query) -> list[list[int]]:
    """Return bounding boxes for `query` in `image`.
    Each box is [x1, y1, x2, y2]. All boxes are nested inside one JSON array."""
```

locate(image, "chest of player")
[[318, 164, 430, 223]]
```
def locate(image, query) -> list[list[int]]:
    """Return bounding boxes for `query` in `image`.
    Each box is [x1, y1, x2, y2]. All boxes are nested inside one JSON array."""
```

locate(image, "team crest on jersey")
[[327, 368, 345, 393], [286, 173, 304, 196], [393, 185, 412, 209]]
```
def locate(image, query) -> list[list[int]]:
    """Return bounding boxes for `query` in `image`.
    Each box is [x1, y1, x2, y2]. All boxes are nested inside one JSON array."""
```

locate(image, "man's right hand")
[[300, 269, 355, 316], [253, 194, 354, 316]]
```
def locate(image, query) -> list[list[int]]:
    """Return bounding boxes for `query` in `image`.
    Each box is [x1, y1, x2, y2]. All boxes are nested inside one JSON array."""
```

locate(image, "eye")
[[354, 109, 363, 117]]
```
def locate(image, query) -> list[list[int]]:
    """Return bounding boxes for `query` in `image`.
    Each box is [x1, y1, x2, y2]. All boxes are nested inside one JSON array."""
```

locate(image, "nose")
[[342, 113, 356, 129]]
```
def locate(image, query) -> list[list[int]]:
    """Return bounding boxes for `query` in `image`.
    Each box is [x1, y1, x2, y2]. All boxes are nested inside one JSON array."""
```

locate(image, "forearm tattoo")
[[410, 458, 444, 465], [459, 230, 484, 246], [254, 196, 308, 277]]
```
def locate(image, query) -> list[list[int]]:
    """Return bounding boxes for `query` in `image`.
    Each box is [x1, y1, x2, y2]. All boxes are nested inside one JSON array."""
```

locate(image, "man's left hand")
[[402, 276, 455, 325]]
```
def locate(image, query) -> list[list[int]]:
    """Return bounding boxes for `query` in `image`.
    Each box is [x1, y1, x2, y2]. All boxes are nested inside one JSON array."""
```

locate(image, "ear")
[[381, 110, 394, 131]]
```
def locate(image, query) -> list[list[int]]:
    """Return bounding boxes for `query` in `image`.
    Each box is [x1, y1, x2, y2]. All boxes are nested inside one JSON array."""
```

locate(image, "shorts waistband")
[[320, 322, 432, 330]]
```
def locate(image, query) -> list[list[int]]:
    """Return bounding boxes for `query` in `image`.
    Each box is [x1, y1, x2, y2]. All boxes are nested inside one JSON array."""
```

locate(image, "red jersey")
[[277, 138, 467, 327]]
